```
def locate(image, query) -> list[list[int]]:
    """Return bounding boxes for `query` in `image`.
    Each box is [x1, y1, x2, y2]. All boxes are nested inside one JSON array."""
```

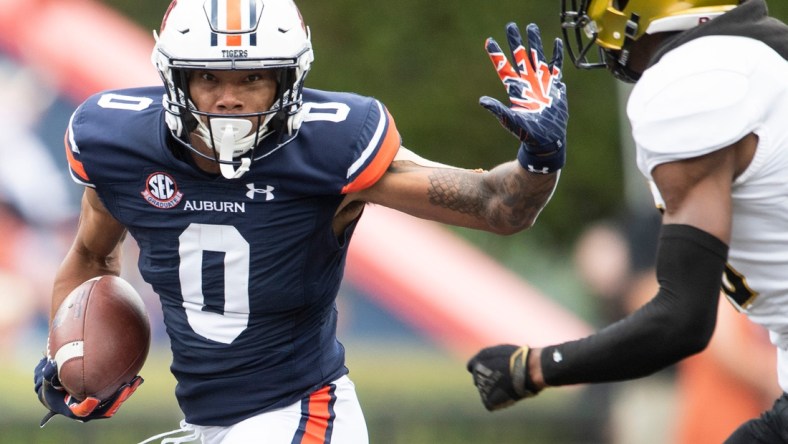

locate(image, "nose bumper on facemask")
[[210, 117, 254, 179]]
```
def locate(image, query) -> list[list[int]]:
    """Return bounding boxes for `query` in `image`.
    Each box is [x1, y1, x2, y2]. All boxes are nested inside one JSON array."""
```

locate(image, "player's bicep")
[[353, 156, 501, 230], [344, 153, 440, 213], [75, 188, 127, 260], [393, 146, 460, 170], [651, 146, 737, 244], [52, 189, 126, 320], [349, 147, 463, 208]]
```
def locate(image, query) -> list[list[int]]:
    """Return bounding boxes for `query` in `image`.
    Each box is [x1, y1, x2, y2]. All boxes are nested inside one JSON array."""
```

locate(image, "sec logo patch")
[[141, 172, 183, 209]]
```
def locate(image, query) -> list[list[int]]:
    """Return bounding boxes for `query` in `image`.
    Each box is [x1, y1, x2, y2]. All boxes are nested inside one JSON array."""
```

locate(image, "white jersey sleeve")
[[629, 35, 784, 179]]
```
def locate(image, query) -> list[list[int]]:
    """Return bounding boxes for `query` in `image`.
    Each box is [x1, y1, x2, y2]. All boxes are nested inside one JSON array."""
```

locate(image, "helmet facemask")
[[162, 63, 305, 178], [561, 0, 643, 82], [561, 0, 608, 71], [561, 0, 739, 83], [152, 0, 314, 179]]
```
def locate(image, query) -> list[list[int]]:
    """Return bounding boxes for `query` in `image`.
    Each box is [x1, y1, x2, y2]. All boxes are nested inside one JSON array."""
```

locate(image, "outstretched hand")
[[34, 356, 143, 427], [481, 23, 568, 174]]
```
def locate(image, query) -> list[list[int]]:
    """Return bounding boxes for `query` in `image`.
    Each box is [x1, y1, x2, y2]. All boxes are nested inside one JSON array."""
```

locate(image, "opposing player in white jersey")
[[469, 1, 788, 442], [32, 0, 570, 442]]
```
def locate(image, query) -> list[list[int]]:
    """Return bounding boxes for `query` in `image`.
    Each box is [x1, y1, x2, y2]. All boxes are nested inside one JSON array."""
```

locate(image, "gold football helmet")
[[561, 0, 739, 81]]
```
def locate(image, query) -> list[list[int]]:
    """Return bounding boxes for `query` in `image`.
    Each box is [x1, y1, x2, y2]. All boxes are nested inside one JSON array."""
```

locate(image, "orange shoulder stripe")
[[64, 129, 90, 182], [341, 109, 400, 194]]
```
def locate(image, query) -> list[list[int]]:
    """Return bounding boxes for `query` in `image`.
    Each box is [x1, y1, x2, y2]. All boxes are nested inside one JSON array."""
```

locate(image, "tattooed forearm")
[[427, 165, 557, 230], [427, 169, 488, 217], [498, 170, 557, 227], [379, 158, 557, 232]]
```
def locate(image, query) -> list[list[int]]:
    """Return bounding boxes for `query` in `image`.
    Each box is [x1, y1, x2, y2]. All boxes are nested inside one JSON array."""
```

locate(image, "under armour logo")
[[246, 183, 275, 200], [527, 164, 551, 174]]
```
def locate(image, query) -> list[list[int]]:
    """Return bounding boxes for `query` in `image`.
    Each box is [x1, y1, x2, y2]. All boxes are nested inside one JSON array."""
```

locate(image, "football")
[[49, 275, 151, 401]]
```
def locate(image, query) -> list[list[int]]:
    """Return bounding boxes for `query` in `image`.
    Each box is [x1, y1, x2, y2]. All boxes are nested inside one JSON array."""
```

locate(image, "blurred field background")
[[2, 0, 787, 443]]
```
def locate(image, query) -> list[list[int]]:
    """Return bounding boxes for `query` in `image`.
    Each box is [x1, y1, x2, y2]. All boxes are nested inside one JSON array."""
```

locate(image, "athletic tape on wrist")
[[510, 346, 541, 398]]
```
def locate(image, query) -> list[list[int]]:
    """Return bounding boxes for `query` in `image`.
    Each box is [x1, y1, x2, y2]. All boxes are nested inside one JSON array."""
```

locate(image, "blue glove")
[[34, 356, 143, 427], [481, 23, 568, 174]]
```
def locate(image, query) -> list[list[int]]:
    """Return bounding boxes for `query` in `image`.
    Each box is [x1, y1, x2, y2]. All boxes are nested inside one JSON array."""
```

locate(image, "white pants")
[[142, 376, 368, 444]]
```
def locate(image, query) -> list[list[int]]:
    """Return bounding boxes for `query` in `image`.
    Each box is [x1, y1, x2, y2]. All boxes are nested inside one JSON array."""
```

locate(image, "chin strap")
[[210, 118, 253, 179]]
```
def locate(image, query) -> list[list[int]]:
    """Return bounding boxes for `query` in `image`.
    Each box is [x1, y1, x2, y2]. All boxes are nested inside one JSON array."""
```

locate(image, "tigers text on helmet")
[[561, 0, 739, 82], [152, 0, 314, 179]]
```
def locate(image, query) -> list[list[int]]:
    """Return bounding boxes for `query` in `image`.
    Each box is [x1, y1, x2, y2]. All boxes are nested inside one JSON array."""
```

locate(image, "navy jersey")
[[63, 86, 401, 425]]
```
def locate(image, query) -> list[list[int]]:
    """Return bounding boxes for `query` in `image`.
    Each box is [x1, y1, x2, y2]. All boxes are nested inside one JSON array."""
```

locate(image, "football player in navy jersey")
[[468, 1, 788, 443], [33, 0, 568, 442]]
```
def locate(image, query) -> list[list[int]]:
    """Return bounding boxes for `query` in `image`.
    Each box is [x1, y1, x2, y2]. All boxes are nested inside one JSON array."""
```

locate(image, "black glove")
[[481, 23, 568, 174], [34, 356, 143, 427], [467, 344, 541, 411]]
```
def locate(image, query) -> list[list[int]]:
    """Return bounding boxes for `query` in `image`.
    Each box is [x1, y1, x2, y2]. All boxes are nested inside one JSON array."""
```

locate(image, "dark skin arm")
[[336, 147, 559, 237], [527, 133, 757, 388], [50, 188, 126, 323]]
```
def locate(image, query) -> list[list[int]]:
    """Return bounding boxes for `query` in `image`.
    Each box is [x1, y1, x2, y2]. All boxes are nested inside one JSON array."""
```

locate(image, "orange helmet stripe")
[[226, 0, 242, 46]]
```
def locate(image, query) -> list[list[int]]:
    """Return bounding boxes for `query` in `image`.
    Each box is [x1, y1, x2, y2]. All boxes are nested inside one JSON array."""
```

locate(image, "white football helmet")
[[152, 0, 314, 178]]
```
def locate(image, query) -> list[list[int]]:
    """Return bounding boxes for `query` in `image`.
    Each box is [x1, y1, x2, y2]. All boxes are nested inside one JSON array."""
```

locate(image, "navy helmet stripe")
[[210, 0, 219, 46], [249, 0, 258, 46]]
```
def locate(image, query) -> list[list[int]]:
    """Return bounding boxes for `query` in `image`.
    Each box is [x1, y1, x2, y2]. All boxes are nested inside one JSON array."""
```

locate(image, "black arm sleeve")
[[541, 224, 729, 386]]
